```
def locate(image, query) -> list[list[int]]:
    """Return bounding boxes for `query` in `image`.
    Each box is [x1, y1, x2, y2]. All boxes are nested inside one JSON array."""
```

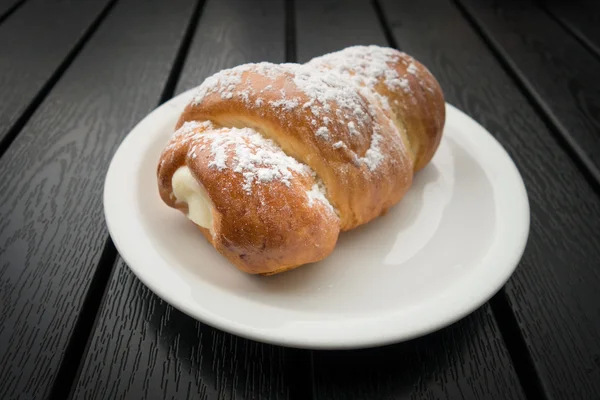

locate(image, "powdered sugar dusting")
[[316, 127, 330, 140], [240, 90, 251, 103], [173, 120, 213, 139], [166, 120, 215, 156], [176, 123, 337, 211], [202, 128, 311, 194], [301, 45, 417, 168], [347, 121, 359, 136], [293, 65, 370, 130], [192, 62, 288, 105], [186, 46, 414, 175], [398, 78, 410, 91], [359, 132, 384, 171], [306, 180, 334, 213], [193, 68, 243, 104], [161, 121, 214, 170], [269, 98, 300, 111], [208, 145, 228, 170], [308, 45, 414, 96], [407, 62, 417, 75]]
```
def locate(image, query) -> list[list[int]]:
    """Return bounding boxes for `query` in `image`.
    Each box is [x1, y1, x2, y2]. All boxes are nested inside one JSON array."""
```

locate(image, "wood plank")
[[175, 0, 285, 94], [0, 0, 23, 24], [295, 0, 387, 61], [0, 0, 113, 152], [313, 310, 525, 400], [72, 260, 306, 400], [379, 0, 600, 398], [543, 0, 600, 58], [456, 0, 600, 185], [0, 0, 197, 399], [295, 1, 525, 399], [71, 1, 310, 399]]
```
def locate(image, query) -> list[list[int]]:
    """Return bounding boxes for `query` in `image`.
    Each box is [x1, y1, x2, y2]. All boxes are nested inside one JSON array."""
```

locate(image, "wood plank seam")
[[68, 1, 313, 398], [286, 2, 319, 399], [0, 0, 118, 160], [158, 0, 207, 105], [308, 351, 317, 400], [422, 0, 600, 399], [373, 0, 540, 398], [372, 0, 399, 49], [0, 0, 202, 397], [385, 0, 600, 397], [489, 292, 550, 400], [285, 0, 297, 66], [56, 240, 120, 400], [438, 0, 600, 398], [42, 1, 207, 399], [0, 0, 25, 26], [451, 0, 600, 197], [540, 3, 600, 63], [291, 1, 524, 397]]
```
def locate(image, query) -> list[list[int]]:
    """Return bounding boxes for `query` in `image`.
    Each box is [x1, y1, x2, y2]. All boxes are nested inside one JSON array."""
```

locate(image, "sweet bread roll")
[[157, 45, 445, 275]]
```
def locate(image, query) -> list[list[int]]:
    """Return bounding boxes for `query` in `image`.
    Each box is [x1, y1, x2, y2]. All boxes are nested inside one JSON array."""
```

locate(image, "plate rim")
[[103, 88, 530, 349]]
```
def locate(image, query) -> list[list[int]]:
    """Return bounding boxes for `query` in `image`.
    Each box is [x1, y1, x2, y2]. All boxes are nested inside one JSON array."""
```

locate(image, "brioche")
[[157, 45, 445, 275]]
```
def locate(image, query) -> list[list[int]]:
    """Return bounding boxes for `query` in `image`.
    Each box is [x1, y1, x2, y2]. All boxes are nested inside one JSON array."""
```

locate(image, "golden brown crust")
[[176, 63, 413, 231], [307, 47, 445, 172], [386, 56, 445, 171], [157, 45, 445, 275], [157, 123, 340, 275]]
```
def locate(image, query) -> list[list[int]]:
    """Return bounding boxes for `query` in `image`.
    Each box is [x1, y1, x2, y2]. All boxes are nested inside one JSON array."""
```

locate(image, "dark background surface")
[[0, 0, 599, 399]]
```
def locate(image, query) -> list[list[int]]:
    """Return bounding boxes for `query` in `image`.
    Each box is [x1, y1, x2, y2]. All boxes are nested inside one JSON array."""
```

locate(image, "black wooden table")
[[1, 0, 599, 399]]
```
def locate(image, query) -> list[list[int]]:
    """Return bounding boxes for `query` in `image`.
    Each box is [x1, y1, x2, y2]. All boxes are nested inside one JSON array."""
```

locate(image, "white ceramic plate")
[[104, 88, 530, 349]]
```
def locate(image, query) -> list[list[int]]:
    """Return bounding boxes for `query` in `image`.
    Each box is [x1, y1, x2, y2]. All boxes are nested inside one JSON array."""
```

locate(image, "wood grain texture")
[[0, 0, 112, 148], [295, 1, 525, 399], [72, 260, 305, 400], [456, 0, 600, 183], [379, 0, 600, 398], [71, 1, 310, 399], [543, 0, 600, 58], [176, 0, 286, 94], [295, 0, 387, 62], [313, 309, 524, 400], [0, 0, 197, 399], [0, 0, 23, 23]]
